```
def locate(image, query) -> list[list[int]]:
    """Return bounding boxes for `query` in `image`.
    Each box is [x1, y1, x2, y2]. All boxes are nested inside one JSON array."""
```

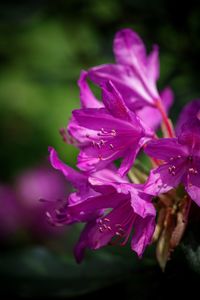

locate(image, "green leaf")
[[0, 247, 138, 297]]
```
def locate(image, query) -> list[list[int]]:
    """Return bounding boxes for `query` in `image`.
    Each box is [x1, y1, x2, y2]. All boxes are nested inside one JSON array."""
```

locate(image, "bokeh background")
[[1, 0, 200, 298]]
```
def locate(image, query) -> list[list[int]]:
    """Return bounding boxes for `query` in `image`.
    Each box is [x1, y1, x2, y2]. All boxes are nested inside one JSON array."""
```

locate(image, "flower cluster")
[[48, 28, 200, 269]]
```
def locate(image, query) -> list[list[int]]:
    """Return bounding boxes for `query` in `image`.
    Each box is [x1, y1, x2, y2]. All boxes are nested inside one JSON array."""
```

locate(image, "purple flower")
[[144, 118, 200, 206], [74, 170, 155, 263], [87, 29, 173, 118], [176, 99, 200, 135], [68, 81, 147, 176], [78, 70, 173, 131], [48, 148, 155, 262], [48, 147, 101, 225]]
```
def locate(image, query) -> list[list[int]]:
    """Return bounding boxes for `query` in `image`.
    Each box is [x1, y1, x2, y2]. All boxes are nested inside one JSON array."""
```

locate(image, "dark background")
[[1, 0, 200, 298]]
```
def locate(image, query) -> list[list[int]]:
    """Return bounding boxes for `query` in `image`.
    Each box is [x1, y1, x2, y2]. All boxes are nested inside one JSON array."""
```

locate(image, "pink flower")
[[144, 117, 200, 206], [68, 81, 147, 176], [86, 29, 174, 130], [48, 148, 155, 262]]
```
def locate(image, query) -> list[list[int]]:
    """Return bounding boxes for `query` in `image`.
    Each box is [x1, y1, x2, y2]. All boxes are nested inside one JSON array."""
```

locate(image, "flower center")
[[168, 155, 182, 176], [85, 128, 117, 159], [97, 201, 135, 246]]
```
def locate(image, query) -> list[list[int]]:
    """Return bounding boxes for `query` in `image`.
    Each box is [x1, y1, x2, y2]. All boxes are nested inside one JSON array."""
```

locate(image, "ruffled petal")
[[144, 161, 186, 196], [129, 187, 155, 218]]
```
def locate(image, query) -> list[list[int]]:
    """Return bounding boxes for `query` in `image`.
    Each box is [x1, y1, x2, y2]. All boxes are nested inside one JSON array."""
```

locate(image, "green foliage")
[[0, 247, 137, 297]]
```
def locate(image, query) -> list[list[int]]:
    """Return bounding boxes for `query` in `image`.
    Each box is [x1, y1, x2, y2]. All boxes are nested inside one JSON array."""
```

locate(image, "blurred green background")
[[1, 0, 200, 298]]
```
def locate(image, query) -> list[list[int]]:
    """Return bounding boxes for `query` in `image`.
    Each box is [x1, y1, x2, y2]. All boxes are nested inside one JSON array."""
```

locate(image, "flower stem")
[[156, 100, 175, 138]]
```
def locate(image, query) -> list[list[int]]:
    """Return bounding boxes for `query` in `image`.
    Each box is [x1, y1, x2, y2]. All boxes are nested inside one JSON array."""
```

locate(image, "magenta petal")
[[185, 184, 200, 207], [178, 122, 200, 156], [101, 81, 131, 121], [129, 187, 156, 218], [88, 64, 151, 108], [78, 70, 102, 109], [89, 169, 128, 194], [71, 108, 134, 131], [136, 106, 161, 131], [183, 167, 200, 206], [113, 28, 159, 104], [146, 45, 159, 82], [144, 161, 186, 196], [74, 220, 110, 263], [48, 147, 86, 189], [145, 138, 188, 161], [136, 86, 173, 131], [176, 99, 200, 135], [161, 86, 174, 111], [131, 215, 155, 257], [118, 145, 140, 177], [113, 28, 146, 67], [68, 193, 126, 222], [70, 108, 143, 174]]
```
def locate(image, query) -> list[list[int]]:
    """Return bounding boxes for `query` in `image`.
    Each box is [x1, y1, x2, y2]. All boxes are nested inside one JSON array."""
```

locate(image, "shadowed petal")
[[176, 99, 200, 135], [131, 215, 155, 257], [183, 164, 200, 206], [145, 138, 188, 161]]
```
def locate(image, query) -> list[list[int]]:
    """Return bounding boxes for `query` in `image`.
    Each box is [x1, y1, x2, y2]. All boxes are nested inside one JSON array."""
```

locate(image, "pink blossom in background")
[[0, 185, 21, 239], [16, 164, 70, 237]]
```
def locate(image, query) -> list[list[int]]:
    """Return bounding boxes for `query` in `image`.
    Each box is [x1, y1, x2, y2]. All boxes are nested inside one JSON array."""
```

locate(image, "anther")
[[111, 129, 116, 136], [99, 226, 104, 233], [104, 218, 110, 222]]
